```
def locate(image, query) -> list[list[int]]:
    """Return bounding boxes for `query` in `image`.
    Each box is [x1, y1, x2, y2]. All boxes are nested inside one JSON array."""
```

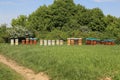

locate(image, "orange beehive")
[[67, 38, 71, 45], [93, 40, 97, 45], [22, 40, 25, 45], [78, 38, 82, 45], [70, 39, 74, 45], [29, 38, 33, 45], [26, 38, 29, 45], [33, 38, 37, 45], [67, 38, 82, 45]]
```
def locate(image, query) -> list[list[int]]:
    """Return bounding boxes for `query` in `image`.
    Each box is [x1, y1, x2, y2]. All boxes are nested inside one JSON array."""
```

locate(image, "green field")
[[0, 63, 24, 80], [0, 44, 120, 80]]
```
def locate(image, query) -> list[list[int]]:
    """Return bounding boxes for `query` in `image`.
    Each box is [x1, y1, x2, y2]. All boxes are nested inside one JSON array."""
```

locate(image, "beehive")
[[52, 40, 55, 45], [56, 40, 60, 45], [15, 39, 19, 45], [40, 40, 43, 45], [67, 38, 82, 45], [10, 39, 14, 45]]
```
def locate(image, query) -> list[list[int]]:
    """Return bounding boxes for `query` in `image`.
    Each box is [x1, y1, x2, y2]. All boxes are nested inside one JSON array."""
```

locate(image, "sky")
[[0, 0, 120, 26]]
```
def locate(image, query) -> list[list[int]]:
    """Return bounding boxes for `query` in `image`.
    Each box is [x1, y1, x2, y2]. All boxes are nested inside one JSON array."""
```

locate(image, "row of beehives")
[[86, 38, 115, 45], [22, 38, 37, 45], [10, 39, 19, 45], [10, 39, 64, 46], [10, 38, 82, 46], [40, 40, 64, 46]]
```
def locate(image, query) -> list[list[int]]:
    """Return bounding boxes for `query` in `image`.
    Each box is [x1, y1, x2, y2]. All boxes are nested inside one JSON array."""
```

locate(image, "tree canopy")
[[3, 0, 120, 42]]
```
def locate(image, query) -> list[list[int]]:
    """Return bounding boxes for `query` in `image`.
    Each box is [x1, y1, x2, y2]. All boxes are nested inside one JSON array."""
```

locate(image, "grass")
[[0, 62, 24, 80], [0, 44, 120, 80]]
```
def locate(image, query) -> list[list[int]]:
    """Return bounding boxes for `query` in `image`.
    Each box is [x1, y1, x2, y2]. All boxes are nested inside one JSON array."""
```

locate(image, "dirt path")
[[0, 54, 50, 80]]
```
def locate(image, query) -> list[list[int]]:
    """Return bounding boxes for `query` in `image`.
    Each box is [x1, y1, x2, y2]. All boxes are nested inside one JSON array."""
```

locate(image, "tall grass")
[[0, 44, 120, 80], [0, 63, 24, 80]]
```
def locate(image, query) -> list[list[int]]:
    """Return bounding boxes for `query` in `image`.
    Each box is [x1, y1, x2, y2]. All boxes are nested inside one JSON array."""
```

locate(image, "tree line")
[[0, 0, 120, 43]]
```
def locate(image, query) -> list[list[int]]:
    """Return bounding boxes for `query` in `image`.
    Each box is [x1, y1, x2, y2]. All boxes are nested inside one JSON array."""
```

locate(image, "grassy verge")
[[0, 44, 120, 80], [0, 62, 24, 80]]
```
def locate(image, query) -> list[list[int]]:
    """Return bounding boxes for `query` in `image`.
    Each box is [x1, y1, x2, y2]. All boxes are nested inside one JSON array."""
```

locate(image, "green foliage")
[[0, 63, 24, 80], [0, 24, 9, 43], [9, 0, 120, 41], [7, 26, 33, 38], [1, 44, 120, 80], [11, 15, 27, 27], [46, 29, 68, 40]]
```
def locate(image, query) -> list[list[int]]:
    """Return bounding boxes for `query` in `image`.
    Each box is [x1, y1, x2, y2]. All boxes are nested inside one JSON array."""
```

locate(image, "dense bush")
[[0, 24, 9, 43]]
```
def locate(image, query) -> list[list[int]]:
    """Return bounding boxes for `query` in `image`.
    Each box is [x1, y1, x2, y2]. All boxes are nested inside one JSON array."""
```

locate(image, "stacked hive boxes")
[[86, 38, 115, 45], [15, 39, 18, 45], [52, 40, 55, 45], [10, 39, 14, 45], [86, 38, 100, 45], [102, 39, 115, 45], [10, 39, 19, 45], [22, 38, 37, 45], [40, 40, 64, 46], [67, 38, 82, 45]]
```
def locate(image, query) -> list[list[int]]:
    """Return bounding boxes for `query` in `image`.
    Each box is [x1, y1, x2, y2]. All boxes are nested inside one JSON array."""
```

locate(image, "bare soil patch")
[[0, 54, 50, 80]]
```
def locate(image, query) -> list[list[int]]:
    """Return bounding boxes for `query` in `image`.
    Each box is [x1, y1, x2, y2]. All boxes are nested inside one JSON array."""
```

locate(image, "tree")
[[11, 15, 27, 27], [27, 5, 51, 31], [7, 26, 32, 38], [104, 15, 119, 37], [0, 24, 8, 43], [49, 0, 76, 30], [88, 8, 105, 31], [10, 0, 120, 41]]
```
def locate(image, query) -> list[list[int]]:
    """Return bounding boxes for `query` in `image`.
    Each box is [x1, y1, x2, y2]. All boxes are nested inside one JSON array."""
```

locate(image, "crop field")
[[0, 44, 120, 80], [0, 63, 24, 80]]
